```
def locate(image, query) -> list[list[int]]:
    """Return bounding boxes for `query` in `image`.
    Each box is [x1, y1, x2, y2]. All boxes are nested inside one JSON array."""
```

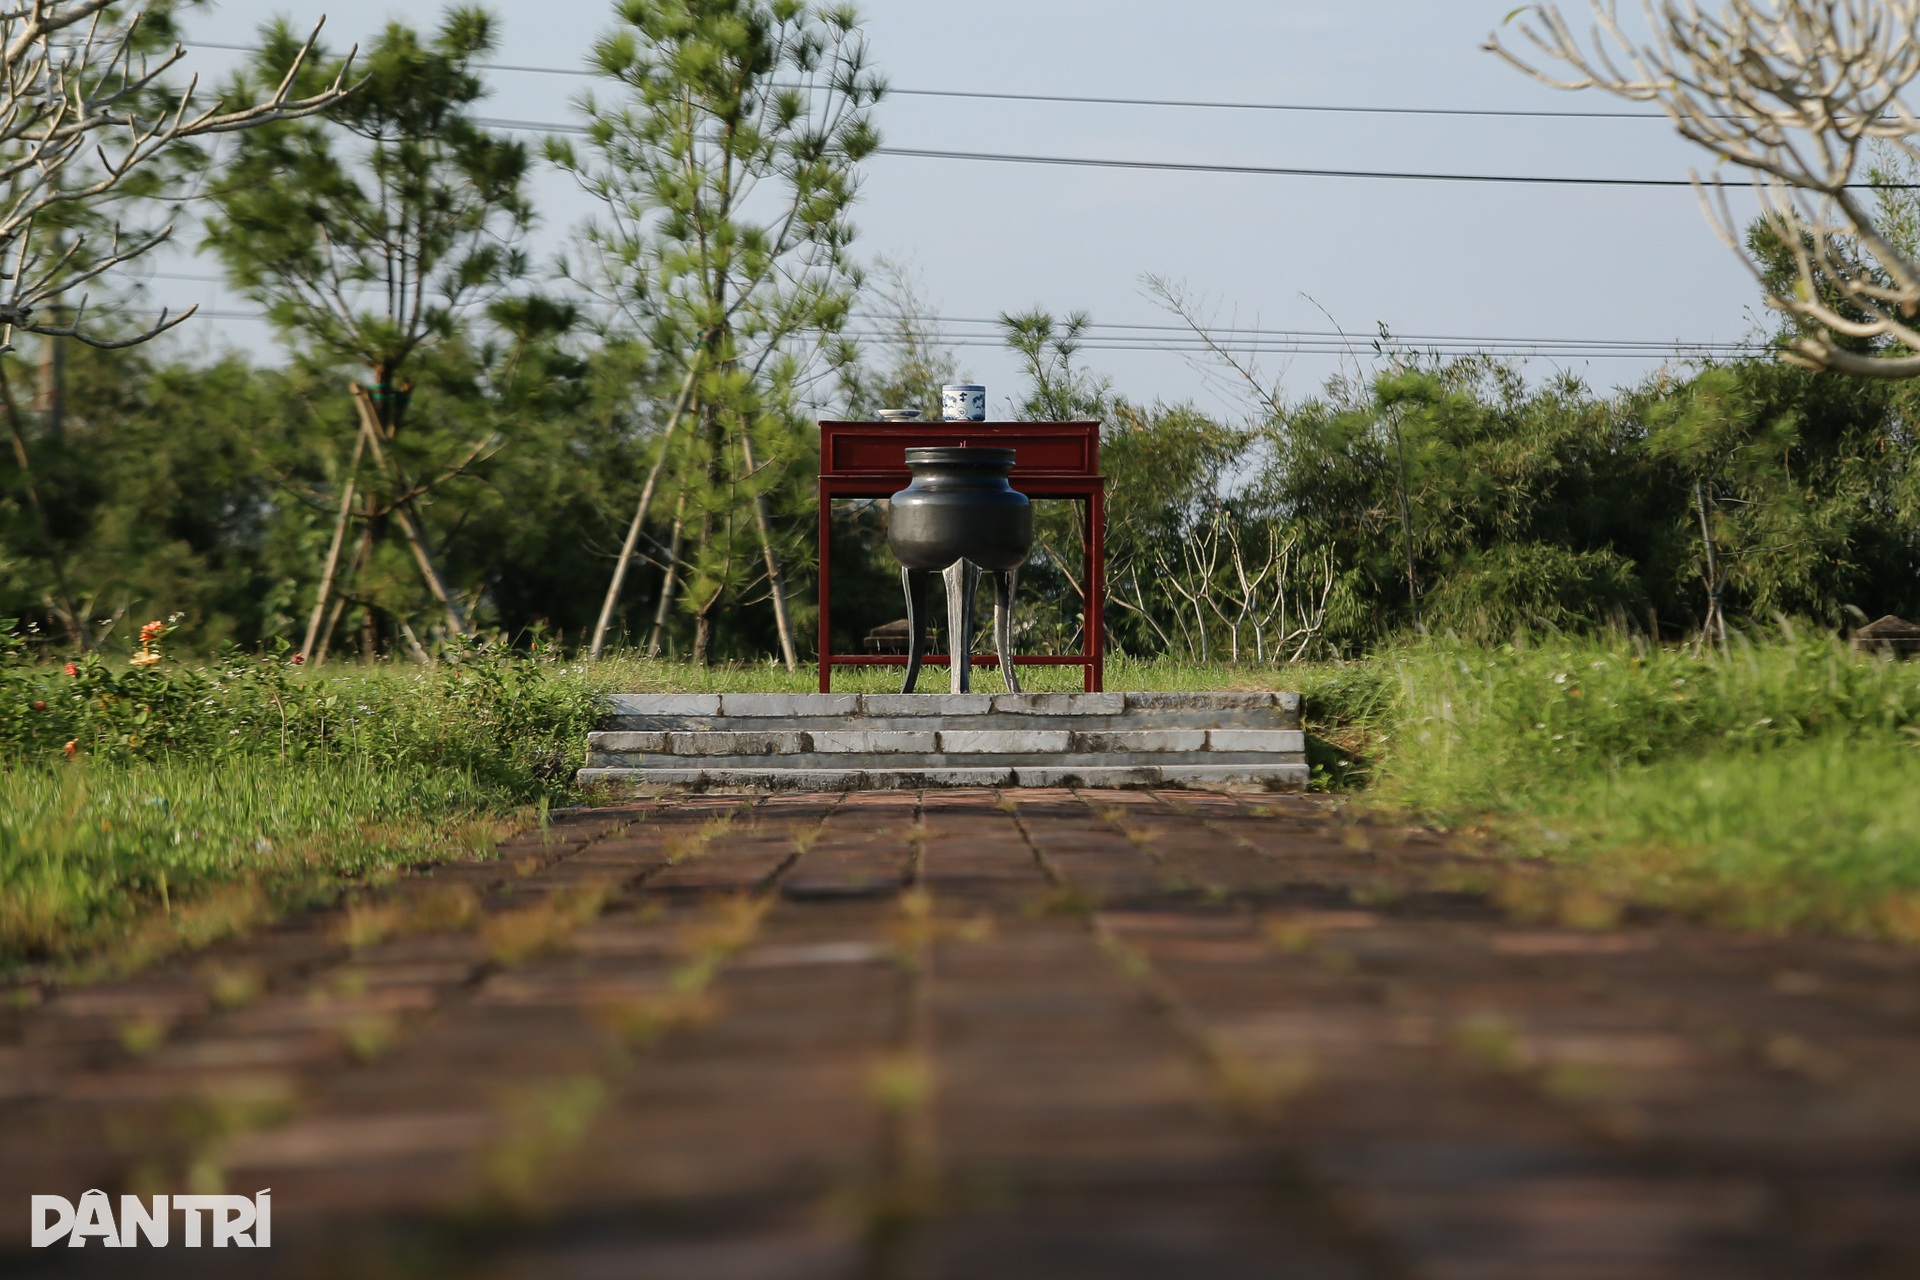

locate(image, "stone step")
[[576, 762, 1311, 794], [587, 728, 1305, 760], [602, 691, 1301, 733], [590, 753, 1307, 772]]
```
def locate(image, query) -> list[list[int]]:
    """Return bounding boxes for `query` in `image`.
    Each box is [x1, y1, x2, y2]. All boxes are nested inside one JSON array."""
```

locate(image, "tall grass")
[[1348, 632, 1920, 937], [0, 642, 604, 971], [0, 758, 520, 969], [1378, 631, 1920, 810]]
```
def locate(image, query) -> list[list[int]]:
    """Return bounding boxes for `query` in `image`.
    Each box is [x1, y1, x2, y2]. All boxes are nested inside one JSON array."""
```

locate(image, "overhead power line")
[[131, 275, 1752, 353], [874, 145, 1712, 187], [187, 39, 1682, 121], [471, 118, 1909, 189], [143, 308, 1751, 361]]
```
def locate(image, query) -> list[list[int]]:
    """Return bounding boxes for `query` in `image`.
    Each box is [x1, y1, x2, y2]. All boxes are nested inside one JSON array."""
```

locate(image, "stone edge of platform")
[[575, 762, 1310, 794], [603, 691, 1303, 718]]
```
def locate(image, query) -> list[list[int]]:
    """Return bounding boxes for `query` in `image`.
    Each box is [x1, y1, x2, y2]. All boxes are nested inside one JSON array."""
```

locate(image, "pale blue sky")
[[157, 0, 1764, 416]]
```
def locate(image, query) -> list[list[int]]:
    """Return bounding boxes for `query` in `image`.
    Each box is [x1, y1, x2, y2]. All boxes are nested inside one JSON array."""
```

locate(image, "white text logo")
[[31, 1189, 270, 1247]]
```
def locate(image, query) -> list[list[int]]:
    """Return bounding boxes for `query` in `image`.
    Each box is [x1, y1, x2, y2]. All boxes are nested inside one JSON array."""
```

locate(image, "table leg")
[[993, 569, 1021, 693], [818, 482, 832, 692]]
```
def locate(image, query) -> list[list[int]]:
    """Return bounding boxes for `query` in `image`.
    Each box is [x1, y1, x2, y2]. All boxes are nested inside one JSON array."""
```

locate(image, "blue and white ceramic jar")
[[941, 383, 987, 422]]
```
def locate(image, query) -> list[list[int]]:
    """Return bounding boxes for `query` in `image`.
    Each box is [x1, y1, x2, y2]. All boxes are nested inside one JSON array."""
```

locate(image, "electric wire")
[[184, 41, 1887, 188], [182, 40, 1690, 120], [469, 116, 1913, 188], [130, 273, 1753, 355], [131, 272, 1758, 355]]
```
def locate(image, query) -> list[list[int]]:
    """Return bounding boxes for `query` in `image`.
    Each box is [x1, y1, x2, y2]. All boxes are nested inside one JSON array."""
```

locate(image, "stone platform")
[[577, 691, 1310, 793]]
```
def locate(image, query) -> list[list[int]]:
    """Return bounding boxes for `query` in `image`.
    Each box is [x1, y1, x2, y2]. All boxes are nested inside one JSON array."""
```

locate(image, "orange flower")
[[290, 653, 306, 666], [62, 739, 77, 759], [63, 662, 77, 677], [129, 651, 161, 668], [139, 620, 165, 642], [31, 700, 45, 711]]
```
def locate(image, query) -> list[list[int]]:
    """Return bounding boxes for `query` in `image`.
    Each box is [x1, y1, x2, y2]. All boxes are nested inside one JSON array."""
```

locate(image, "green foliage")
[[1638, 360, 1920, 625], [202, 8, 533, 381], [1272, 356, 1657, 646], [191, 8, 595, 655]]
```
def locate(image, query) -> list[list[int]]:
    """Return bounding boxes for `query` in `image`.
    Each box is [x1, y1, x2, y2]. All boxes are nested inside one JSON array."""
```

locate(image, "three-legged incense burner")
[[886, 447, 1033, 693]]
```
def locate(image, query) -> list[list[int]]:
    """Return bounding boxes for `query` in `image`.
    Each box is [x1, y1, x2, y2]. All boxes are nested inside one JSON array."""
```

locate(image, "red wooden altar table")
[[817, 420, 1106, 692]]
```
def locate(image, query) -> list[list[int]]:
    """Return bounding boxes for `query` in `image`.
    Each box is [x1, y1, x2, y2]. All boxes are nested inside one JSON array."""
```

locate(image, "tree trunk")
[[589, 362, 702, 659], [361, 604, 384, 661], [688, 504, 720, 666], [691, 583, 724, 666]]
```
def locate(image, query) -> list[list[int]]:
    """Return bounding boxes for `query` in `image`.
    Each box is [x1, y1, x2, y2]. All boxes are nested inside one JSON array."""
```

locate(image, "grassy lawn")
[[0, 758, 525, 976], [1314, 634, 1920, 940], [0, 645, 602, 974], [586, 652, 1306, 695], [0, 648, 1302, 975], [6, 634, 1920, 977]]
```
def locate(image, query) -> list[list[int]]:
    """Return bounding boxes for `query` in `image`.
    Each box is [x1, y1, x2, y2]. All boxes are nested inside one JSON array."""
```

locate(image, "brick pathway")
[[5, 790, 1920, 1277]]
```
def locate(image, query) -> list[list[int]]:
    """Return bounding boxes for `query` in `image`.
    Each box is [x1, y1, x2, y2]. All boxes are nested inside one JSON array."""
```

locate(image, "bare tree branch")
[[0, 5, 357, 354], [1490, 0, 1920, 376]]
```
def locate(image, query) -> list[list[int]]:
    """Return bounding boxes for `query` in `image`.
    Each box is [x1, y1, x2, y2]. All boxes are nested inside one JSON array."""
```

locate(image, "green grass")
[[0, 758, 526, 973], [0, 644, 604, 973], [11, 633, 1920, 972], [1535, 738, 1920, 937], [585, 651, 1309, 695], [1336, 632, 1920, 939], [0, 645, 1313, 973]]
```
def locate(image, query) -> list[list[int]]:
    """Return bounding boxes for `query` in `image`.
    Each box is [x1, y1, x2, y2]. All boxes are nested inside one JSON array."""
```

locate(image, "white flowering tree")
[[1490, 1, 1920, 378]]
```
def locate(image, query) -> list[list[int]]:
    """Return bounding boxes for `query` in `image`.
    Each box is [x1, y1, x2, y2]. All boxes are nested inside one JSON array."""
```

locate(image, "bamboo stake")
[[589, 362, 702, 659], [314, 523, 372, 667], [736, 418, 798, 671], [1694, 479, 1727, 650], [300, 428, 366, 662], [349, 383, 466, 638], [646, 490, 689, 658]]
